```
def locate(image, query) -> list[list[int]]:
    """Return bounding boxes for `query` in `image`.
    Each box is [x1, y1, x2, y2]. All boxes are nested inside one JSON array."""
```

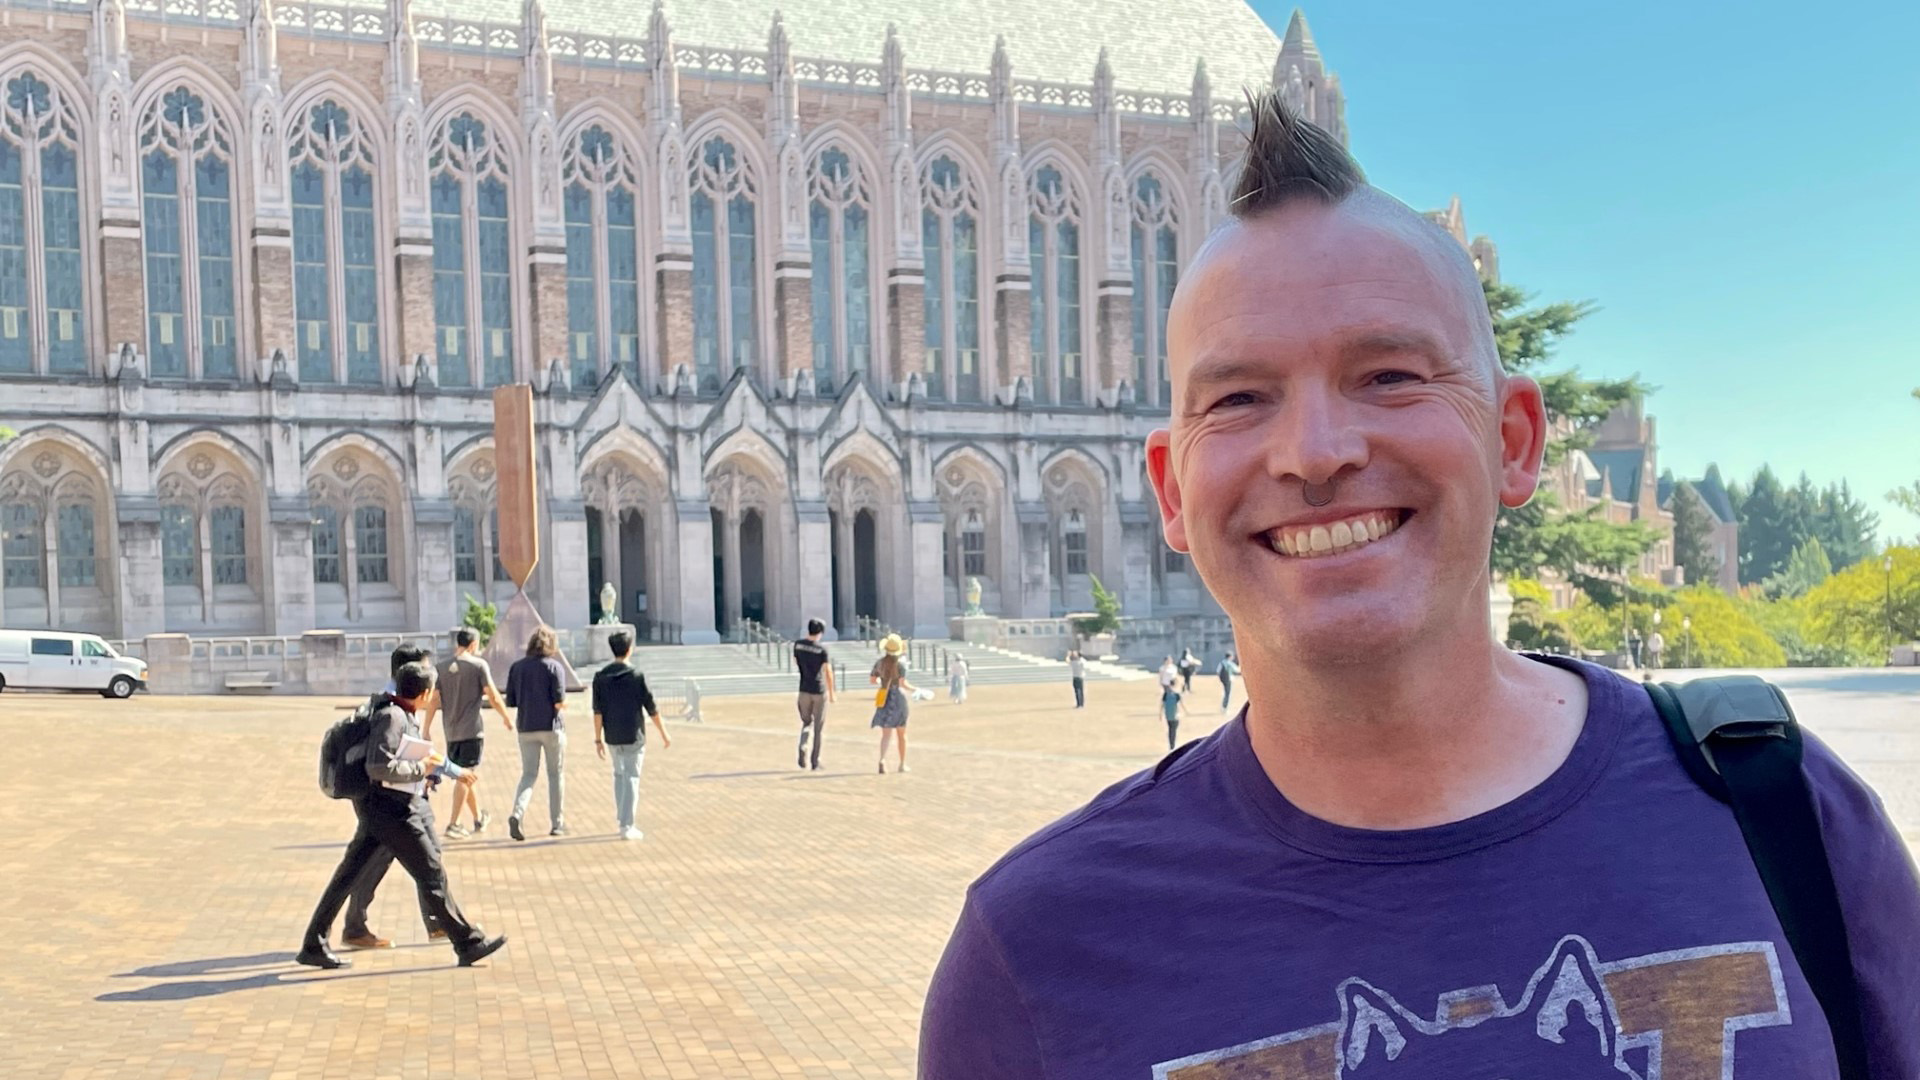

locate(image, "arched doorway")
[[740, 508, 766, 625], [586, 507, 650, 628]]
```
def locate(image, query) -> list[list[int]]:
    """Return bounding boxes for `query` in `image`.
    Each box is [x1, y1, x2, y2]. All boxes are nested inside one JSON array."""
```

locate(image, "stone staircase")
[[582, 639, 1153, 699]]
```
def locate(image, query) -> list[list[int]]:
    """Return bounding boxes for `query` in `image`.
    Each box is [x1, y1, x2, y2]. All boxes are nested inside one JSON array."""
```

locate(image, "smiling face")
[[1146, 192, 1546, 668]]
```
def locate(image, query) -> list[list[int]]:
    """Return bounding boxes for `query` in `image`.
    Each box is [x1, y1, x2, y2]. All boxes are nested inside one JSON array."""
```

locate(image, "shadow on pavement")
[[99, 962, 458, 1002], [784, 772, 873, 780], [117, 952, 296, 978], [686, 770, 798, 781]]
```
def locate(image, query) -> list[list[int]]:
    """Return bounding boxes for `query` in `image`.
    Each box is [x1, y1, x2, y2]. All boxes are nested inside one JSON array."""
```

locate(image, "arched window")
[[354, 505, 388, 584], [689, 136, 757, 394], [961, 508, 987, 576], [140, 86, 239, 380], [452, 505, 479, 585], [161, 503, 198, 585], [921, 155, 981, 403], [1028, 165, 1082, 405], [807, 145, 871, 394], [449, 456, 503, 600], [56, 499, 95, 586], [562, 125, 645, 392], [0, 71, 86, 376], [0, 500, 40, 587], [1130, 173, 1178, 407], [156, 455, 254, 605], [289, 100, 381, 385], [311, 504, 341, 583], [1062, 508, 1089, 575], [431, 112, 514, 388]]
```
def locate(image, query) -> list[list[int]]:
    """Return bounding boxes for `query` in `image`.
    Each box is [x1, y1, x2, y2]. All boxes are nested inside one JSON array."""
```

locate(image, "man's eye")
[[1372, 371, 1419, 386], [1212, 391, 1260, 409]]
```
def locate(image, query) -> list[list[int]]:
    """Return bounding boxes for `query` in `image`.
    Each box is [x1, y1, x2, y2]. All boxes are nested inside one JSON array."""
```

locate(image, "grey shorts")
[[797, 692, 826, 727]]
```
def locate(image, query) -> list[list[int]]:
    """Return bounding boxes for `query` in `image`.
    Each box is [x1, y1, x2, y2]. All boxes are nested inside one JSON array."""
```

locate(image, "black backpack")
[[318, 694, 389, 801], [1647, 676, 1870, 1079]]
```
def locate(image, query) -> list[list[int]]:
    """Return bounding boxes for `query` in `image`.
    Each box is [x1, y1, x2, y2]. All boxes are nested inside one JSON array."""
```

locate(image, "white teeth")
[[1268, 511, 1404, 559]]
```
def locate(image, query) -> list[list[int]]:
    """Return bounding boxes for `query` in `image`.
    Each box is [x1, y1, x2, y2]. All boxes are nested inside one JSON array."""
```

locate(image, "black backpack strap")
[[1646, 677, 1871, 1079]]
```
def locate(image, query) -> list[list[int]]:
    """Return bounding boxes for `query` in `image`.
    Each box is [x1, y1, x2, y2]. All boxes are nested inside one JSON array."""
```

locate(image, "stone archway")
[[0, 438, 116, 633], [706, 459, 784, 636], [580, 451, 667, 635]]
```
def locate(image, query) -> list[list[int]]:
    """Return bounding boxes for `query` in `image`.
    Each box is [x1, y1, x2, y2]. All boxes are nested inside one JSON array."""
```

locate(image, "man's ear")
[[1145, 430, 1189, 553], [1497, 375, 1549, 509]]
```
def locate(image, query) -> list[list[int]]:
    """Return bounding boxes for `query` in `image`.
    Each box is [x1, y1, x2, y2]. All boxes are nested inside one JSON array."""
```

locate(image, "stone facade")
[[0, 0, 1356, 644]]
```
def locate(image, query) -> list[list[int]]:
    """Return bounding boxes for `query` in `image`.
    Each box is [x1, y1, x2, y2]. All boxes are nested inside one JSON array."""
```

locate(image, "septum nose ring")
[[1302, 479, 1336, 507]]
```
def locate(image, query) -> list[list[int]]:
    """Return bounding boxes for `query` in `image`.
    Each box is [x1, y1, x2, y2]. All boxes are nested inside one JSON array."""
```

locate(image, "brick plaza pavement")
[[0, 668, 1913, 1079]]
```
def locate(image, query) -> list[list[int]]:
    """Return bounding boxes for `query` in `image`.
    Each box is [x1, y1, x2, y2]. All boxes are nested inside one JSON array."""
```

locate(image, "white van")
[[0, 630, 149, 698]]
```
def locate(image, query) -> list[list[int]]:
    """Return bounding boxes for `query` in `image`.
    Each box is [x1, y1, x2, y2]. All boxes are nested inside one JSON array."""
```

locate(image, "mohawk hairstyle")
[[1230, 88, 1365, 216]]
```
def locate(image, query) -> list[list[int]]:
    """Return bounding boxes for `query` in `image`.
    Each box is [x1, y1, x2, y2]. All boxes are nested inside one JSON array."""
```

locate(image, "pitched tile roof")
[[451, 0, 1285, 100]]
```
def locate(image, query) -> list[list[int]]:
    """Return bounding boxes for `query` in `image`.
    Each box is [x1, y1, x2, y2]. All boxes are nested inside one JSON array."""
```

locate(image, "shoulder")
[[966, 734, 1227, 922], [469, 654, 493, 677]]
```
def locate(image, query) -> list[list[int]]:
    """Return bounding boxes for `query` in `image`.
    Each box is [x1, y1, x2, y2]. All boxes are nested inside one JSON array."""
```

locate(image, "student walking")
[[870, 634, 920, 774], [1177, 648, 1200, 693], [425, 628, 512, 839], [299, 662, 507, 970], [1160, 682, 1185, 750], [792, 619, 836, 770], [505, 628, 570, 841], [1216, 652, 1240, 714], [1067, 650, 1087, 708], [591, 631, 671, 840], [948, 656, 970, 704], [342, 644, 440, 950]]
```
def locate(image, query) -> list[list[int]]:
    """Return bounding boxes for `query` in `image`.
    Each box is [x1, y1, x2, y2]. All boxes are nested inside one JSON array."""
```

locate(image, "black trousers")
[[1167, 720, 1179, 750], [1071, 677, 1085, 708], [304, 790, 482, 951], [343, 845, 437, 939]]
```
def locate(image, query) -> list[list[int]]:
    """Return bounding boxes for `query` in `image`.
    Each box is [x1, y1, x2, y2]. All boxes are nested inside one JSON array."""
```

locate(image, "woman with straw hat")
[[870, 633, 920, 774]]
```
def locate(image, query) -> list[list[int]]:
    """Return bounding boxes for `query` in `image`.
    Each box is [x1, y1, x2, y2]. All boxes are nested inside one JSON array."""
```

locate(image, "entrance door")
[[710, 508, 728, 635], [854, 509, 879, 622], [585, 507, 606, 621], [619, 510, 647, 628], [740, 509, 766, 625]]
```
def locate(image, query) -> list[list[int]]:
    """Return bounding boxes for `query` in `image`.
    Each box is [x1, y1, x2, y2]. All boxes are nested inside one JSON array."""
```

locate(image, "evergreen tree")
[[1736, 467, 1797, 585], [1764, 536, 1832, 599], [1811, 479, 1878, 570], [1669, 483, 1722, 589], [1484, 279, 1654, 581]]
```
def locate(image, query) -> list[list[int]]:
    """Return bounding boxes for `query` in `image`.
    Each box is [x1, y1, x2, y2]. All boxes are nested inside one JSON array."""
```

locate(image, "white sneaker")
[[620, 827, 644, 841]]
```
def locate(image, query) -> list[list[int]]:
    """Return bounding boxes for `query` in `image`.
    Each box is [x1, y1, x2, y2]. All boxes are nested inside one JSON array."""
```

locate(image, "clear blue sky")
[[1249, 0, 1920, 543]]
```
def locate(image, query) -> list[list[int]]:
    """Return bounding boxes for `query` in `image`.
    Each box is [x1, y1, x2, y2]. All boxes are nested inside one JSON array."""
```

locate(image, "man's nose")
[[1262, 389, 1369, 487]]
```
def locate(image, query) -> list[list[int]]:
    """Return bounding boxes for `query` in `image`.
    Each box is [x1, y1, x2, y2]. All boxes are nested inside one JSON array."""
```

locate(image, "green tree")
[[1810, 480, 1878, 570], [1505, 597, 1578, 652], [1802, 546, 1920, 658], [1661, 585, 1788, 668], [1763, 537, 1832, 599], [1735, 466, 1803, 585], [1071, 575, 1122, 637], [461, 594, 499, 648], [1483, 278, 1655, 585], [1668, 482, 1722, 589]]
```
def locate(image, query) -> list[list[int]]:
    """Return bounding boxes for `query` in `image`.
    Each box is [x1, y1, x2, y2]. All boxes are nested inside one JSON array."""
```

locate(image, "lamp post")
[[1682, 614, 1692, 669], [1885, 554, 1896, 665]]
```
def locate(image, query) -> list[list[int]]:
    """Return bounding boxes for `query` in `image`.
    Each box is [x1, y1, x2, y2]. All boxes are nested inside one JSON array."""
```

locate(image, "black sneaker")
[[295, 946, 350, 970], [798, 749, 807, 769], [508, 816, 525, 842], [456, 934, 508, 967]]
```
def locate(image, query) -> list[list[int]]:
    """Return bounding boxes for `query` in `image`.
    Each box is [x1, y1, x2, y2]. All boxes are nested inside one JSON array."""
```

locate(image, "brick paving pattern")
[[0, 669, 1913, 1079]]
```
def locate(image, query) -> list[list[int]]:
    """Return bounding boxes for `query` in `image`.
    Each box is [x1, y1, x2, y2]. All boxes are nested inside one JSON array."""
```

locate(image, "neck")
[[1239, 627, 1586, 830]]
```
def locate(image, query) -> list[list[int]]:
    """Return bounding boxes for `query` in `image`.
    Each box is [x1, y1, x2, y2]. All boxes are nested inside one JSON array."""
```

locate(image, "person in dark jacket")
[[298, 662, 507, 970], [591, 631, 673, 840], [505, 627, 570, 841], [340, 644, 440, 950]]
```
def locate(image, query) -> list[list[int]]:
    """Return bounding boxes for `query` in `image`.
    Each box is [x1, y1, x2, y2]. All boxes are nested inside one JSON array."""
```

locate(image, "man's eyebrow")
[[1338, 330, 1447, 363]]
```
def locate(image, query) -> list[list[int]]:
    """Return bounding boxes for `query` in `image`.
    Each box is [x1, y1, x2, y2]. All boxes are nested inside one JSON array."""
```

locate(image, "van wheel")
[[106, 675, 135, 699]]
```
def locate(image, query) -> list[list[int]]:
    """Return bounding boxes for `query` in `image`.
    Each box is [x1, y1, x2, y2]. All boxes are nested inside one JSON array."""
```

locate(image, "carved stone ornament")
[[187, 453, 216, 480], [331, 455, 361, 480], [471, 457, 497, 483], [31, 451, 61, 479]]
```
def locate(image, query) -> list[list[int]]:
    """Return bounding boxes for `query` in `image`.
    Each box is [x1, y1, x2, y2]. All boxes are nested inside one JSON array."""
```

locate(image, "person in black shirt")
[[592, 631, 672, 841], [791, 618, 837, 770], [298, 662, 507, 970]]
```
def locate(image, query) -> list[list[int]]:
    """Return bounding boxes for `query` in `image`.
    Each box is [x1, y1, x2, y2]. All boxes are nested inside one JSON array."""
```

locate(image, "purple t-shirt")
[[920, 657, 1920, 1079]]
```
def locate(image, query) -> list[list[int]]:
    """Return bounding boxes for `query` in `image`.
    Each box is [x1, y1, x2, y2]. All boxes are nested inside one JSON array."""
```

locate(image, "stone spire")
[[1091, 47, 1117, 164], [883, 24, 919, 265], [387, 0, 430, 237], [649, 0, 690, 248], [1093, 49, 1128, 279], [521, 0, 562, 242], [239, 0, 280, 90], [647, 0, 681, 133], [88, 0, 136, 211], [519, 0, 554, 118], [989, 35, 1016, 153], [241, 0, 289, 222], [1280, 8, 1320, 64], [767, 11, 806, 254], [988, 36, 1024, 270], [766, 10, 797, 142], [1189, 58, 1223, 232]]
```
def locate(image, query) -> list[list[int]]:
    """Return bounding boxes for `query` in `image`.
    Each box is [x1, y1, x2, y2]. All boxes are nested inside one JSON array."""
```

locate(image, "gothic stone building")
[[0, 0, 1351, 643]]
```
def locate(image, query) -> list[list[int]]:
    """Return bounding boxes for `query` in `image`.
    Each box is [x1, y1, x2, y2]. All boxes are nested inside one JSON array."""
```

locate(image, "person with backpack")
[[301, 661, 507, 970], [920, 90, 1920, 1079], [338, 644, 441, 950], [1215, 652, 1240, 714]]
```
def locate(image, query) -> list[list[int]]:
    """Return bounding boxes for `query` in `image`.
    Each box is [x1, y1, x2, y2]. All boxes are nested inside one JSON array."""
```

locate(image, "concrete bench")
[[223, 671, 281, 693]]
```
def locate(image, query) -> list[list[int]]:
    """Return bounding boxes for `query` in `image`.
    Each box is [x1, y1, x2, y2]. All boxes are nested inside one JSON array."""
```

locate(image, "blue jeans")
[[511, 730, 567, 828], [609, 743, 645, 830]]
